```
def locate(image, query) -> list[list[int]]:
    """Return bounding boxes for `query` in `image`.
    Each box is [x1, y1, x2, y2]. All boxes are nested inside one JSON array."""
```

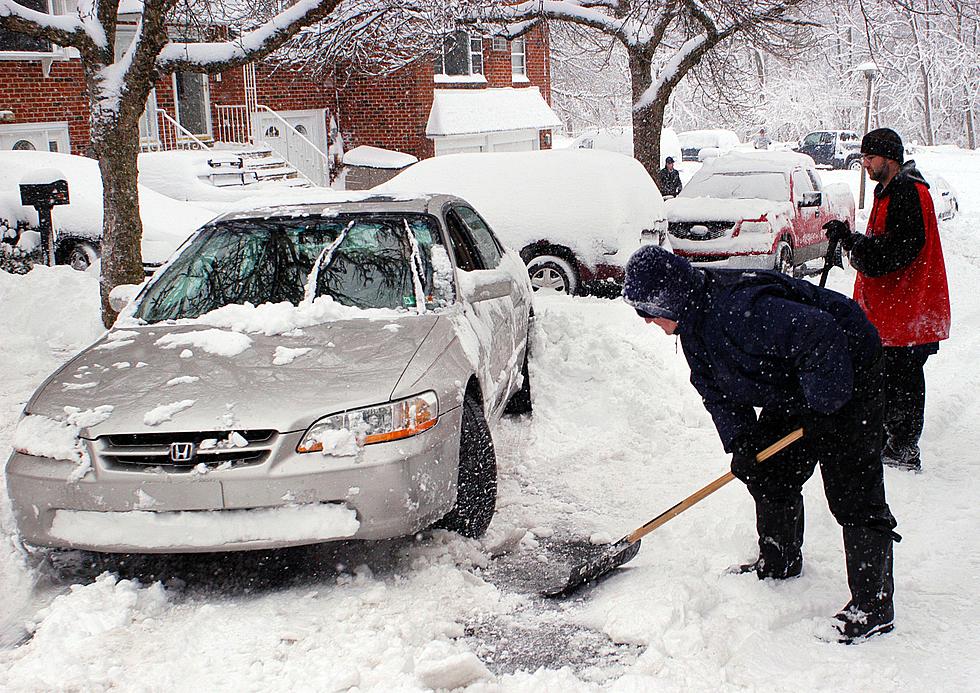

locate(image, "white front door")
[[0, 122, 70, 153], [254, 108, 328, 185]]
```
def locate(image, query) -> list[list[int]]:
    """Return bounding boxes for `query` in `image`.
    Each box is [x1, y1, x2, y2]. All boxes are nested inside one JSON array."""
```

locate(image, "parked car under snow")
[[0, 151, 217, 272], [6, 193, 533, 553], [376, 149, 669, 296], [664, 151, 855, 273]]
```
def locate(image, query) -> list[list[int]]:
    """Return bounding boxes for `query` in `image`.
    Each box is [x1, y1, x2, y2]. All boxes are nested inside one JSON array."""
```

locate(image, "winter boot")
[[730, 497, 804, 580], [836, 526, 895, 644]]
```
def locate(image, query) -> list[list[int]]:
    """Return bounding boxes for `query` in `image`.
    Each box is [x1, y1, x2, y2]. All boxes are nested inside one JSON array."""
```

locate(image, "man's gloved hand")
[[822, 219, 856, 252], [730, 431, 764, 484]]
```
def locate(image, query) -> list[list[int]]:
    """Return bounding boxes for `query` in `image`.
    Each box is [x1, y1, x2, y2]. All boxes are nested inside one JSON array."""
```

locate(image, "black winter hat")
[[861, 128, 904, 163], [622, 245, 699, 323], [665, 156, 675, 164]]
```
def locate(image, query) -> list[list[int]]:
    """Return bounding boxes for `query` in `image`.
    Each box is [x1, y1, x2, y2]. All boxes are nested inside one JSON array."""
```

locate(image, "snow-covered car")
[[665, 151, 856, 273], [0, 151, 218, 271], [6, 193, 533, 553], [678, 129, 741, 161], [794, 130, 863, 170], [376, 149, 669, 295], [926, 172, 959, 221], [558, 126, 683, 166]]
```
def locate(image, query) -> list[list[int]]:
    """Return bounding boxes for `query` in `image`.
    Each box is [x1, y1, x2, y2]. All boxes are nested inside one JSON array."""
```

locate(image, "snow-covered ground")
[[1, 147, 978, 691]]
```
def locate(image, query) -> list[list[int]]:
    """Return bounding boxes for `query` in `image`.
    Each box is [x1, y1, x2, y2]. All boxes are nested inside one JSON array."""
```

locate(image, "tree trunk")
[[627, 49, 664, 185], [92, 117, 146, 328]]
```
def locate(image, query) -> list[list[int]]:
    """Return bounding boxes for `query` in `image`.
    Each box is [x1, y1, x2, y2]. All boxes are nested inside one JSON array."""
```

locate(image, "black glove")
[[730, 431, 764, 484], [822, 219, 856, 252]]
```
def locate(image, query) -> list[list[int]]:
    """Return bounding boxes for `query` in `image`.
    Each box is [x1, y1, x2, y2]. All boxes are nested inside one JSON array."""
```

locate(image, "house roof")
[[426, 87, 561, 137]]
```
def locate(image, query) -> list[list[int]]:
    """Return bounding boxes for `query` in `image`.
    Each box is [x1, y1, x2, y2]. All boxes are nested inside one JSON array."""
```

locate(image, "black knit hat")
[[861, 128, 904, 163]]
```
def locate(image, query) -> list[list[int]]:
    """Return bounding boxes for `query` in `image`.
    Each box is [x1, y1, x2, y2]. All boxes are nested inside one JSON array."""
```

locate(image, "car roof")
[[209, 193, 464, 224]]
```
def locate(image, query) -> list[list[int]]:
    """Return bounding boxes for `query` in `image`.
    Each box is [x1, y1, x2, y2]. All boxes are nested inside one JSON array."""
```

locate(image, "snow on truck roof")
[[699, 150, 817, 173]]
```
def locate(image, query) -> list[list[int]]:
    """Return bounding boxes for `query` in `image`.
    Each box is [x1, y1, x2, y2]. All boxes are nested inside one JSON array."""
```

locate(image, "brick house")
[[0, 3, 557, 187]]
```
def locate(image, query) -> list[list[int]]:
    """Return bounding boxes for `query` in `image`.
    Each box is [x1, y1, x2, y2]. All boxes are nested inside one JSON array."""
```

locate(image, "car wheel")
[[774, 240, 794, 275], [436, 393, 497, 538], [526, 255, 578, 294], [65, 241, 99, 271], [847, 158, 863, 171], [504, 335, 533, 415]]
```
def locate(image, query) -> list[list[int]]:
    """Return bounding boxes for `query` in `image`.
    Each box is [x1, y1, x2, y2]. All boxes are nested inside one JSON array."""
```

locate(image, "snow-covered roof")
[[426, 88, 562, 137], [343, 146, 418, 170]]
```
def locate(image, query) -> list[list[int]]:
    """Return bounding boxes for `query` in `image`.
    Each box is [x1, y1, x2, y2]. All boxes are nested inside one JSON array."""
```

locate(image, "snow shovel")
[[542, 427, 805, 598]]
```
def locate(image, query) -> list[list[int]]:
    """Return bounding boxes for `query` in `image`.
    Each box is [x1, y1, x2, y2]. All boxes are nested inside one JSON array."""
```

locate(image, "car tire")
[[436, 393, 497, 538], [504, 335, 533, 415], [64, 241, 99, 271], [526, 254, 578, 294], [847, 158, 863, 171], [774, 240, 794, 275]]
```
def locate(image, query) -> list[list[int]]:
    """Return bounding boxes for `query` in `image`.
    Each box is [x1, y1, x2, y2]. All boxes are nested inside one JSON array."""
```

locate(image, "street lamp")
[[851, 62, 880, 210]]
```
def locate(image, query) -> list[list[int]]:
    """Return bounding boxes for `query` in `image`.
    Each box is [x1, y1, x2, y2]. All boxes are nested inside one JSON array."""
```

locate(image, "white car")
[[0, 151, 217, 271], [927, 172, 959, 221], [678, 129, 741, 161], [376, 149, 669, 295]]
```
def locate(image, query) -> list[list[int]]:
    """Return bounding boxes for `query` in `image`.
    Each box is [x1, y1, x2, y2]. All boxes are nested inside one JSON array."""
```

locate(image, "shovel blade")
[[540, 538, 642, 598]]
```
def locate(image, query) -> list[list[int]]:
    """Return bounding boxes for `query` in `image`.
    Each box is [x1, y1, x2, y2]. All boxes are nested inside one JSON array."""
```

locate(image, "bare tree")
[[475, 0, 813, 183], [0, 0, 344, 326]]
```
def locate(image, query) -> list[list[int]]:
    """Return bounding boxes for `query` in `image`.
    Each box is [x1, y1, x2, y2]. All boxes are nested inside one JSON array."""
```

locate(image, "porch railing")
[[216, 104, 251, 144], [155, 108, 211, 151], [254, 105, 330, 186]]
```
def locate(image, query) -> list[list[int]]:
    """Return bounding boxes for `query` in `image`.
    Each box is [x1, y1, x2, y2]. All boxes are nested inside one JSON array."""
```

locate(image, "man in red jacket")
[[825, 128, 950, 473]]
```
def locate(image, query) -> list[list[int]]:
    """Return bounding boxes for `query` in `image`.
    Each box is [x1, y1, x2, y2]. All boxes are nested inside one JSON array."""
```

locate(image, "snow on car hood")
[[25, 316, 440, 436], [665, 197, 794, 223]]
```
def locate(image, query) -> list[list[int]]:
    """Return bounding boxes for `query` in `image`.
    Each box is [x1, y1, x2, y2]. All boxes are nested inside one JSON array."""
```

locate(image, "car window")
[[454, 206, 503, 269], [806, 169, 822, 190], [135, 213, 449, 322], [681, 171, 789, 201], [819, 132, 835, 144], [802, 133, 822, 146], [445, 210, 481, 271], [792, 170, 814, 196]]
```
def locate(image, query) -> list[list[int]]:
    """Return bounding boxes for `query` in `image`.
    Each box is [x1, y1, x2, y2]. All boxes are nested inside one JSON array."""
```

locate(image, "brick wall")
[[0, 59, 90, 155], [337, 23, 554, 160]]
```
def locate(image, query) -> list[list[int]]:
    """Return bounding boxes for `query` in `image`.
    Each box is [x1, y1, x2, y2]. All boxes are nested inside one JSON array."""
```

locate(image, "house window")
[[492, 36, 507, 52], [0, 0, 52, 53], [13, 139, 35, 150], [434, 30, 483, 76], [511, 38, 526, 78]]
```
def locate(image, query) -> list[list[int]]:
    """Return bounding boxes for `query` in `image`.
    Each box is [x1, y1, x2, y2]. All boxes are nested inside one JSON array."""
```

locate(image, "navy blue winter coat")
[[623, 247, 881, 451]]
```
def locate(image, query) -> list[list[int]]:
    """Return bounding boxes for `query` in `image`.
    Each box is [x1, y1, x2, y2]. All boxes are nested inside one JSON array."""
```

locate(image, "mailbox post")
[[20, 172, 70, 267]]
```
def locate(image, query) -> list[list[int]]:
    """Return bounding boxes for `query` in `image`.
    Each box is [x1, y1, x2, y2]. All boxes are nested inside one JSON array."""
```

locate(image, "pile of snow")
[[0, 151, 217, 264], [376, 149, 665, 268], [678, 128, 741, 151], [343, 146, 417, 170]]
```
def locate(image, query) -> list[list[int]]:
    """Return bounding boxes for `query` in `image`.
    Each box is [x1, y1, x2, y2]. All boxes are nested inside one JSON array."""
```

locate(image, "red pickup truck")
[[664, 151, 855, 274]]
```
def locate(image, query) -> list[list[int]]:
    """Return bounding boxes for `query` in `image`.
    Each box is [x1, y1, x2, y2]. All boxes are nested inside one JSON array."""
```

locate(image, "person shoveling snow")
[[622, 245, 900, 644]]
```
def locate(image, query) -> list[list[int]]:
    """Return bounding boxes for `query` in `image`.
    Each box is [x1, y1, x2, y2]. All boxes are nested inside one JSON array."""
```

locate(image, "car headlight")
[[296, 391, 439, 453], [641, 219, 669, 246]]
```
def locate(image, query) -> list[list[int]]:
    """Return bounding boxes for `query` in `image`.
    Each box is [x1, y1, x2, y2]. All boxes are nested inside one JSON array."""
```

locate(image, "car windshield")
[[680, 171, 789, 201], [135, 213, 451, 323]]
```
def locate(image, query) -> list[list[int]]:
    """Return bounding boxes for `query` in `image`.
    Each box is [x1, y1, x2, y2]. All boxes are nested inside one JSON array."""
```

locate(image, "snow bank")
[[343, 145, 418, 169]]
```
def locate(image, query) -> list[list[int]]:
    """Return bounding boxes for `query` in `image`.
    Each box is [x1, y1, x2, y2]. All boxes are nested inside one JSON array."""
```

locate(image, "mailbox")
[[20, 179, 70, 208]]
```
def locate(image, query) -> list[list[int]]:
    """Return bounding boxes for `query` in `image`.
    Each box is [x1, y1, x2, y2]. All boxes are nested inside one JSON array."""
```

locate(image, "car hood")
[[666, 197, 793, 223], [26, 315, 440, 436]]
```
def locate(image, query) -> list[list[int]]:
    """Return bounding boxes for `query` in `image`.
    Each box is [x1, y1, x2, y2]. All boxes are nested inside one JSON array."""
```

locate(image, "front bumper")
[[669, 229, 778, 270], [5, 408, 463, 553]]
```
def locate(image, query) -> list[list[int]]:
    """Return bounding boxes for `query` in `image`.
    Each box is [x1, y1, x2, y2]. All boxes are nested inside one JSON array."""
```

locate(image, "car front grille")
[[97, 429, 278, 471], [669, 221, 731, 241]]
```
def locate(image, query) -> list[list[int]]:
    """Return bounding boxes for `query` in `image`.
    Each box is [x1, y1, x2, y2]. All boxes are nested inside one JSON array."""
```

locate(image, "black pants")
[[881, 343, 938, 461], [745, 358, 897, 555]]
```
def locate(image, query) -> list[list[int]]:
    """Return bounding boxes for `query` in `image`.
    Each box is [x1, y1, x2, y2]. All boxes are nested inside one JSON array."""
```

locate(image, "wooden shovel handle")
[[625, 427, 804, 544]]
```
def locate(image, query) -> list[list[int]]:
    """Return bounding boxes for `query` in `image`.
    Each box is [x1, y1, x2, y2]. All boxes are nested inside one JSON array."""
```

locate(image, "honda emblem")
[[169, 442, 196, 463]]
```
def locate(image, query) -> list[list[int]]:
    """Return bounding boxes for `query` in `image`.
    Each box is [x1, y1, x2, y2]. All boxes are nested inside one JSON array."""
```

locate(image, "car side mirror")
[[459, 271, 512, 303], [109, 283, 141, 312], [798, 191, 822, 208]]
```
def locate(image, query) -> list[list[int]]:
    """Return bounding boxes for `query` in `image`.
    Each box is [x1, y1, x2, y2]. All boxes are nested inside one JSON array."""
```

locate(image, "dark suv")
[[794, 130, 863, 170]]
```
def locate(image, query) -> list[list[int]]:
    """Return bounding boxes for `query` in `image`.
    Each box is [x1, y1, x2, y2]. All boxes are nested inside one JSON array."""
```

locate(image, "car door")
[[443, 204, 524, 414], [790, 168, 824, 258]]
